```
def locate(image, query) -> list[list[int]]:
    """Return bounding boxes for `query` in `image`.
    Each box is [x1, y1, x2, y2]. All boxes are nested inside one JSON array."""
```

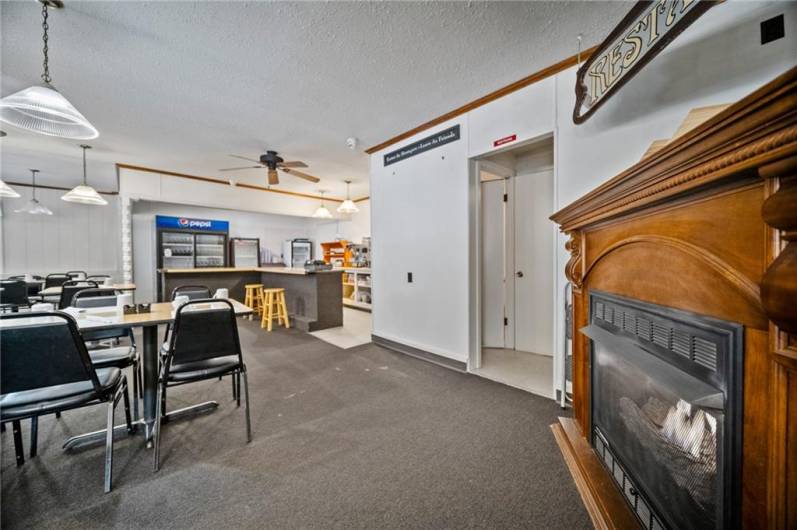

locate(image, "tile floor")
[[310, 307, 372, 349]]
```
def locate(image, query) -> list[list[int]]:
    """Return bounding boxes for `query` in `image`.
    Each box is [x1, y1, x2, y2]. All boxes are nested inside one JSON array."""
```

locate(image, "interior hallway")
[[1, 319, 587, 529], [475, 348, 554, 399]]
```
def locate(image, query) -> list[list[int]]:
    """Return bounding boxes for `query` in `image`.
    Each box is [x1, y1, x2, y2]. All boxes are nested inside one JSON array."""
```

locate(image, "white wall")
[[1, 187, 122, 278], [131, 200, 317, 301], [369, 0, 797, 385], [371, 118, 471, 361]]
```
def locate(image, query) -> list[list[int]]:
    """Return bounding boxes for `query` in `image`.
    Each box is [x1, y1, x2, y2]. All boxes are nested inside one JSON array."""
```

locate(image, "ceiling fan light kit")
[[15, 169, 53, 215], [337, 180, 359, 214], [62, 144, 108, 205], [0, 1, 99, 140], [220, 150, 320, 186]]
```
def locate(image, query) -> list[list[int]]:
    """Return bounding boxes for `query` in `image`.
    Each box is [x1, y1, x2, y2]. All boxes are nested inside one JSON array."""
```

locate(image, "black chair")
[[58, 281, 98, 310], [73, 289, 141, 420], [0, 280, 30, 312], [66, 271, 87, 280], [154, 299, 251, 471], [171, 285, 211, 301], [10, 275, 44, 298], [0, 312, 132, 493], [44, 273, 70, 289], [86, 275, 111, 283]]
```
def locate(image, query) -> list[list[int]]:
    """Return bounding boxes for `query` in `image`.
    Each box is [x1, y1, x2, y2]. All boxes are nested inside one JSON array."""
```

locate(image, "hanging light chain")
[[41, 3, 51, 85], [31, 169, 39, 200]]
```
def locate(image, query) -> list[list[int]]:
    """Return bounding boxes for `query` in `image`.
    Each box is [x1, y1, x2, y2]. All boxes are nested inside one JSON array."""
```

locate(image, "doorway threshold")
[[473, 347, 554, 399]]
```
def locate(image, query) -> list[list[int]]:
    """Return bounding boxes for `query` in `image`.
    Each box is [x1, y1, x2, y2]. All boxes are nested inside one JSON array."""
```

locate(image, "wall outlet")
[[761, 14, 785, 45], [407, 272, 413, 283]]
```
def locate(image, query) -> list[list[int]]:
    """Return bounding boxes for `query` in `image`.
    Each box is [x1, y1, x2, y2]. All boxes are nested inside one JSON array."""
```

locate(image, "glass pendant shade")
[[337, 199, 359, 214], [15, 198, 53, 216], [0, 85, 99, 140], [0, 179, 21, 198], [61, 184, 107, 205], [313, 204, 333, 219]]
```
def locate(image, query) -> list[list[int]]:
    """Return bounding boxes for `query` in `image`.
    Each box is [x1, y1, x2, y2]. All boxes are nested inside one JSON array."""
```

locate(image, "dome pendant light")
[[14, 169, 53, 215], [337, 180, 359, 214], [312, 190, 333, 219], [62, 144, 107, 205], [0, 180, 21, 198], [0, 1, 99, 140]]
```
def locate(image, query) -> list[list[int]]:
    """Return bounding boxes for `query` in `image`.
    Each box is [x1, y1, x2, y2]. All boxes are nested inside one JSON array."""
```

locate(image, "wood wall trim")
[[364, 46, 599, 155], [551, 67, 797, 231], [115, 163, 360, 203], [5, 181, 118, 195]]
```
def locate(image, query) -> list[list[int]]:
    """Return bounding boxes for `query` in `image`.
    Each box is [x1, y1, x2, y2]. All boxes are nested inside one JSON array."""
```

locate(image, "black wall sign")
[[383, 124, 460, 166]]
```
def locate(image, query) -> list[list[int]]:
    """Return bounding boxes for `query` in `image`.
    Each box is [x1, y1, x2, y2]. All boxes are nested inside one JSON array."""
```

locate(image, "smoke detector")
[[346, 137, 358, 150]]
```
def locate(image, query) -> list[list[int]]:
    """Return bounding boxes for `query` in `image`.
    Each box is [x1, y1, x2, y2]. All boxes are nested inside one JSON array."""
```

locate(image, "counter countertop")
[[159, 267, 341, 276]]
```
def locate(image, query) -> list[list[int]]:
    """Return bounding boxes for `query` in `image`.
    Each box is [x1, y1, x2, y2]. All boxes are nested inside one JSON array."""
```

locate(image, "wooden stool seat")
[[260, 288, 290, 331], [243, 284, 264, 321]]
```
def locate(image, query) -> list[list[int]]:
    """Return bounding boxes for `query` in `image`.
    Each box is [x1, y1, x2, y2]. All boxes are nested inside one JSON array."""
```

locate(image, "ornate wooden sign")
[[573, 0, 718, 124]]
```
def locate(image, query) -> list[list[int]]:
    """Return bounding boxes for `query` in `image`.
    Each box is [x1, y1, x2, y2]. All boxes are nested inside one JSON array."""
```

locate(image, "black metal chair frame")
[[73, 289, 142, 421], [44, 274, 70, 288], [0, 280, 31, 313], [153, 299, 251, 471], [65, 271, 87, 280], [58, 280, 98, 310], [0, 312, 132, 493]]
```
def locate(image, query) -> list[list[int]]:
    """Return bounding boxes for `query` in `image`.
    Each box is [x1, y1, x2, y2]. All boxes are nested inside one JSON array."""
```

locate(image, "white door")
[[513, 169, 554, 355]]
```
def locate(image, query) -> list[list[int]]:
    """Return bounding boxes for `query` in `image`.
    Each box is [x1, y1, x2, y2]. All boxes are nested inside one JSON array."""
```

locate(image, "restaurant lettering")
[[573, 0, 717, 124]]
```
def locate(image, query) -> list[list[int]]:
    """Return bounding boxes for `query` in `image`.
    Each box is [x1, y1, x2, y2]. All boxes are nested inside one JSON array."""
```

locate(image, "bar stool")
[[243, 284, 264, 321], [260, 288, 290, 331]]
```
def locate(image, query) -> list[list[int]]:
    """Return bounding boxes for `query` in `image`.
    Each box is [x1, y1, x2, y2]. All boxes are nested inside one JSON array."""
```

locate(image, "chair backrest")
[[166, 299, 242, 369], [66, 271, 87, 280], [73, 288, 117, 308], [171, 285, 211, 301], [44, 274, 70, 289], [0, 280, 29, 306], [0, 312, 102, 397], [59, 281, 98, 309]]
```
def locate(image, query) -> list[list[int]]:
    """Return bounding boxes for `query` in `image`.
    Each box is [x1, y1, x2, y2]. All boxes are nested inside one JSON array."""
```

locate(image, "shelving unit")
[[320, 240, 351, 267], [342, 268, 371, 311]]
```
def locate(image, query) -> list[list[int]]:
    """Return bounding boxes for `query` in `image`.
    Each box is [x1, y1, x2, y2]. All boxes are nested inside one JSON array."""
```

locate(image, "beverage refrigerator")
[[282, 239, 312, 268], [229, 238, 261, 267], [156, 215, 229, 270]]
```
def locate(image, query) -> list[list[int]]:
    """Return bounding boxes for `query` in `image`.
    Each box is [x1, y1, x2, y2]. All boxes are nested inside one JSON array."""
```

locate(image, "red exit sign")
[[493, 134, 517, 147]]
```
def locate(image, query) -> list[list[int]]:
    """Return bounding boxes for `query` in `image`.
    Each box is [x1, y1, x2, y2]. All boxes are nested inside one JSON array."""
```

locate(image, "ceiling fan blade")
[[281, 167, 321, 183], [268, 168, 279, 185], [228, 154, 262, 164], [218, 166, 263, 171], [278, 161, 308, 168]]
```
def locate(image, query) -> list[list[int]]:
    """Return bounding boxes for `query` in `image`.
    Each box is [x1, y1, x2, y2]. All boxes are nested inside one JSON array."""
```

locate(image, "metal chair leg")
[[132, 360, 140, 422], [153, 381, 164, 472], [242, 368, 252, 443], [231, 373, 238, 401], [12, 420, 24, 466], [122, 380, 133, 433], [1, 422, 6, 432], [55, 411, 61, 419], [104, 398, 115, 493], [30, 416, 38, 458], [236, 371, 241, 407]]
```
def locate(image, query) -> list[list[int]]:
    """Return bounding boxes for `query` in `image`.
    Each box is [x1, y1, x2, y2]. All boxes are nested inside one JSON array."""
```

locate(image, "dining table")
[[16, 299, 253, 449]]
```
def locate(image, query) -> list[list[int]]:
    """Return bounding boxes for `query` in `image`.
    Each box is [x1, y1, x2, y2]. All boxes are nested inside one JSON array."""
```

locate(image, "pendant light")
[[14, 169, 53, 215], [61, 144, 107, 205], [337, 180, 359, 214], [0, 1, 99, 140], [312, 191, 333, 219], [0, 180, 21, 198]]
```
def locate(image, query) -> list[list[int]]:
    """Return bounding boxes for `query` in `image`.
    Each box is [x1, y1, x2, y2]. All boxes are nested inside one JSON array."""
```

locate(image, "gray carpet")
[[1, 319, 589, 529]]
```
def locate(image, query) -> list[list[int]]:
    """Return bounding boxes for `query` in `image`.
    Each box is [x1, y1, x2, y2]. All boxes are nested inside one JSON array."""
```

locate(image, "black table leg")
[[142, 324, 159, 443]]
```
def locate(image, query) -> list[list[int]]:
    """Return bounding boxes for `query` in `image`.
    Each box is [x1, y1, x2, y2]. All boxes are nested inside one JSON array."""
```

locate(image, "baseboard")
[[550, 417, 639, 530], [371, 334, 467, 373]]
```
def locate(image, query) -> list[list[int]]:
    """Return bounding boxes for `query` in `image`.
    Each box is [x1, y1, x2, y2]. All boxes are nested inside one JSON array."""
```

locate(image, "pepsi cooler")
[[156, 215, 229, 270]]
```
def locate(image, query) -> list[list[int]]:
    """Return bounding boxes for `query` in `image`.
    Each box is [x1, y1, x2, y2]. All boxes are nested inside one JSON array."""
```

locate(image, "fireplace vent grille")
[[593, 301, 719, 373]]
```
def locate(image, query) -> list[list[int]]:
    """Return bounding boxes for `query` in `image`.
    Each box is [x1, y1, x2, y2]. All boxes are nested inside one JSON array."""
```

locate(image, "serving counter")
[[158, 267, 343, 331]]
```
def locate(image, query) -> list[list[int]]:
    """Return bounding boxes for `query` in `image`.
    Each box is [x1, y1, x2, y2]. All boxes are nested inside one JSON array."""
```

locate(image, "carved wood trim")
[[565, 231, 584, 292], [551, 67, 797, 231], [583, 234, 762, 308]]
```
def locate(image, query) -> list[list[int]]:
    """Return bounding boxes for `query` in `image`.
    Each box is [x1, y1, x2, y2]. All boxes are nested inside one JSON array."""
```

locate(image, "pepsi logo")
[[178, 218, 189, 227]]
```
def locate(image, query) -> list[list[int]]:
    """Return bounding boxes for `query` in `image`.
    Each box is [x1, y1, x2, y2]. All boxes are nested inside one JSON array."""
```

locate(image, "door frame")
[[469, 158, 514, 370]]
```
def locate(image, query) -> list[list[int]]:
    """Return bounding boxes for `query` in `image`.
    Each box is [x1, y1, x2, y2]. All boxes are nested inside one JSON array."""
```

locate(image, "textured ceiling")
[[0, 1, 629, 198]]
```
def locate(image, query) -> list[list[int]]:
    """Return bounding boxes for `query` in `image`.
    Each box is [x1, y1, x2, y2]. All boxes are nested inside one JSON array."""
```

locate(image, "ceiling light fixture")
[[337, 180, 359, 214], [0, 1, 99, 140], [62, 144, 107, 205], [14, 169, 53, 215], [313, 190, 333, 219]]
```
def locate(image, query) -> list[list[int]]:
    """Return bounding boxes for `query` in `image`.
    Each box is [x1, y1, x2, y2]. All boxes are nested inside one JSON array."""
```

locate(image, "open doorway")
[[472, 136, 555, 398]]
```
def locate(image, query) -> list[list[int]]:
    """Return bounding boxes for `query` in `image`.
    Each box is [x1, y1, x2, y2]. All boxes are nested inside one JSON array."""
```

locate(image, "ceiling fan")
[[219, 151, 320, 185]]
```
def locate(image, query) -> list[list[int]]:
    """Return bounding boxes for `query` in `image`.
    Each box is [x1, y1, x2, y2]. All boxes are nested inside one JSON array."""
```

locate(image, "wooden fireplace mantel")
[[550, 66, 797, 529]]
